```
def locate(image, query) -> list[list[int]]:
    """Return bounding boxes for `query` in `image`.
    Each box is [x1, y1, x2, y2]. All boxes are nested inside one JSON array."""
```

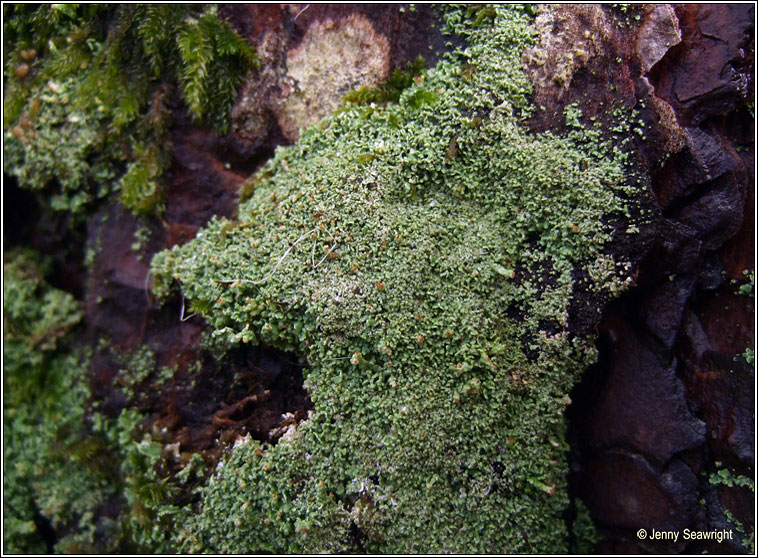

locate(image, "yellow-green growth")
[[3, 251, 205, 552], [342, 56, 427, 106], [570, 499, 601, 554]]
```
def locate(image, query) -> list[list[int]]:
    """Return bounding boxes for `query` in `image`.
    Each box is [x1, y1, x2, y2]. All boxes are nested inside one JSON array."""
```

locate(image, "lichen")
[[275, 13, 390, 141], [150, 6, 644, 553], [522, 4, 614, 93]]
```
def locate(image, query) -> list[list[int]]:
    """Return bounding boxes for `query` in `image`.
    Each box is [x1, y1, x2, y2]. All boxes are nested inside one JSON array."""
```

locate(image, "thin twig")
[[310, 231, 317, 268], [314, 241, 338, 268], [218, 227, 319, 285], [313, 222, 338, 268], [294, 4, 310, 21], [180, 294, 196, 322]]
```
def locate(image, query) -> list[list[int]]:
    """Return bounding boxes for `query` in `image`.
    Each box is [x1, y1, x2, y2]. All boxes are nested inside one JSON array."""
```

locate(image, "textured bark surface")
[[567, 4, 755, 553]]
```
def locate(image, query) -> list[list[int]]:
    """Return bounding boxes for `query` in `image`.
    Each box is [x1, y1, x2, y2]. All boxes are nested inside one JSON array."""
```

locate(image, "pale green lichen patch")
[[152, 6, 641, 552], [276, 13, 390, 141]]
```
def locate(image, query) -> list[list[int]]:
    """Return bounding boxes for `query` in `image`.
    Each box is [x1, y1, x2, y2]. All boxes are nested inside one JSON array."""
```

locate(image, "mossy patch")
[[150, 5, 643, 553], [341, 56, 427, 107], [2, 251, 207, 553], [3, 250, 105, 553], [3, 4, 257, 216]]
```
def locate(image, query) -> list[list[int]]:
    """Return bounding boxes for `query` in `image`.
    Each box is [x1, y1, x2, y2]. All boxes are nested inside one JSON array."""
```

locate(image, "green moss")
[[147, 5, 645, 553], [570, 499, 601, 554], [87, 408, 185, 553], [724, 509, 755, 554], [3, 4, 257, 216], [342, 56, 427, 107], [743, 348, 754, 366], [2, 250, 209, 552], [466, 4, 498, 27], [3, 250, 108, 553], [708, 463, 755, 552], [3, 250, 84, 357], [737, 269, 754, 297], [3, 75, 116, 213]]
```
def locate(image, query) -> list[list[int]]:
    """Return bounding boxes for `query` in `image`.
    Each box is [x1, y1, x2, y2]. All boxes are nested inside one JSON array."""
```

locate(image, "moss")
[[87, 408, 188, 553], [724, 509, 755, 554], [743, 348, 754, 366], [3, 4, 257, 216], [736, 269, 754, 297], [3, 250, 109, 553], [709, 464, 755, 491], [148, 5, 644, 553], [465, 4, 498, 27], [341, 56, 427, 107], [3, 75, 116, 213], [709, 463, 755, 552], [130, 222, 153, 261], [3, 250, 84, 356], [2, 250, 207, 552], [570, 499, 601, 554]]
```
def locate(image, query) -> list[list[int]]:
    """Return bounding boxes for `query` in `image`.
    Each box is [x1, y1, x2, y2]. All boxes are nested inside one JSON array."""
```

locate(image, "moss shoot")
[[149, 5, 643, 553], [3, 4, 256, 215]]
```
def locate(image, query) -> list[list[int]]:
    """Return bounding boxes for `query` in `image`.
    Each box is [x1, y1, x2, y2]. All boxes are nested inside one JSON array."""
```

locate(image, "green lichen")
[[150, 5, 642, 553]]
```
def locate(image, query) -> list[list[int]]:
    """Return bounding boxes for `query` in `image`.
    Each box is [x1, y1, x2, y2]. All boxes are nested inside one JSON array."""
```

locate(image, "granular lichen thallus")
[[151, 6, 642, 553]]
